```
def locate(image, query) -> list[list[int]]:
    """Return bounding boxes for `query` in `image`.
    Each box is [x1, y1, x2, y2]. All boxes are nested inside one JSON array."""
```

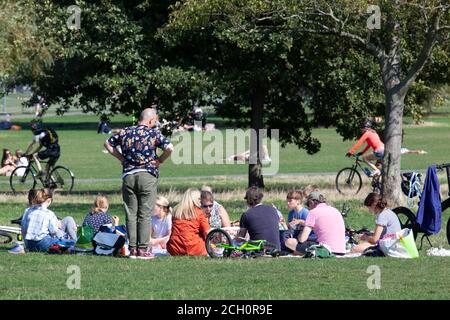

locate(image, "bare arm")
[[363, 225, 384, 244], [104, 141, 125, 163], [298, 226, 313, 243]]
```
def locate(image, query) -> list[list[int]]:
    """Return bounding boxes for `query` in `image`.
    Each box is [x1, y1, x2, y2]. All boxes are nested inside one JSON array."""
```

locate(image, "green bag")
[[75, 225, 94, 250], [304, 244, 334, 259]]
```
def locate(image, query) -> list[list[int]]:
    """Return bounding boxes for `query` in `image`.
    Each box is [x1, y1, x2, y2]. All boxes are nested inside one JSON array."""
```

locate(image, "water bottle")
[[363, 168, 371, 176]]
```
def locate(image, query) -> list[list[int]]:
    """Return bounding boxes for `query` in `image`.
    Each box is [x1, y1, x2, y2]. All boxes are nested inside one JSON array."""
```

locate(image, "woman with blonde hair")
[[148, 196, 173, 255], [82, 194, 118, 233], [167, 188, 210, 256]]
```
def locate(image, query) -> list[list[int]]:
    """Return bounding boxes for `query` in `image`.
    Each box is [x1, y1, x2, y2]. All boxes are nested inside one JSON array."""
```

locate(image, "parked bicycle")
[[0, 217, 22, 244], [393, 163, 450, 248], [336, 155, 381, 195], [9, 156, 74, 194], [205, 228, 279, 258]]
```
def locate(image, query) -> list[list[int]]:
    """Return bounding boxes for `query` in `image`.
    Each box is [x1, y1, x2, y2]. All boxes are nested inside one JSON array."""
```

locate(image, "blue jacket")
[[417, 165, 442, 234]]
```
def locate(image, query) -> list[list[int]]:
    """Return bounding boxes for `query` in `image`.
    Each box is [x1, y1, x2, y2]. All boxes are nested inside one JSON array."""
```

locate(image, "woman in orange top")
[[346, 120, 384, 176], [167, 188, 210, 256]]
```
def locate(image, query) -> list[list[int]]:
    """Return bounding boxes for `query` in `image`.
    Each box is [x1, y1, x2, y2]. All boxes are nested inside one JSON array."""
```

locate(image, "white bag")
[[378, 228, 419, 259]]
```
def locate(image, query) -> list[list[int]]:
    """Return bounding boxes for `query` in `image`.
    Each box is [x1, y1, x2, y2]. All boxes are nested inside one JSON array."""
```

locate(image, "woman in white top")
[[148, 196, 172, 255]]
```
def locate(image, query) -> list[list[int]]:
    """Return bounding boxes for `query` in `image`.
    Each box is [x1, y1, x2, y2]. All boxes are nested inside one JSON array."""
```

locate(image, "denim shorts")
[[373, 150, 384, 158]]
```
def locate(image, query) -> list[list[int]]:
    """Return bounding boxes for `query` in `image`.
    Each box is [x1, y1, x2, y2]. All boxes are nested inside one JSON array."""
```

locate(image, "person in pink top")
[[346, 119, 384, 176], [285, 192, 346, 256]]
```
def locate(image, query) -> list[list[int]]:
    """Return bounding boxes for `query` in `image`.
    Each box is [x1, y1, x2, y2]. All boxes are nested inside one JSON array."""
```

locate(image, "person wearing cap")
[[346, 119, 384, 176], [285, 192, 346, 256], [238, 187, 281, 251]]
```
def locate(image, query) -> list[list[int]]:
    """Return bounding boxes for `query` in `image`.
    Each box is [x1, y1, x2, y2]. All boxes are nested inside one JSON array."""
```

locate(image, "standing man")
[[104, 108, 173, 259], [238, 186, 281, 251]]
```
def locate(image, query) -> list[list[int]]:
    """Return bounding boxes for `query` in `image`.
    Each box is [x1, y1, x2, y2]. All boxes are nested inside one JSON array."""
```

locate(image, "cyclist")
[[25, 120, 60, 180], [346, 119, 384, 176]]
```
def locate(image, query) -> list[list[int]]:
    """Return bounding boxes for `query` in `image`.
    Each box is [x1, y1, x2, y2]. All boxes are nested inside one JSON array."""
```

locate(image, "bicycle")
[[335, 155, 382, 195], [340, 203, 371, 250], [9, 156, 74, 194], [393, 162, 450, 248], [205, 228, 279, 258], [0, 217, 22, 244]]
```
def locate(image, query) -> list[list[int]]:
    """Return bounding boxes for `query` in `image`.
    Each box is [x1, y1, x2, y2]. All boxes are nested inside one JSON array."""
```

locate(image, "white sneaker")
[[371, 169, 381, 177], [8, 243, 25, 254]]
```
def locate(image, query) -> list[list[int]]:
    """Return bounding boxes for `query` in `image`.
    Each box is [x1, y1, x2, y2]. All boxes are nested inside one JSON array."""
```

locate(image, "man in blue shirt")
[[105, 108, 173, 259]]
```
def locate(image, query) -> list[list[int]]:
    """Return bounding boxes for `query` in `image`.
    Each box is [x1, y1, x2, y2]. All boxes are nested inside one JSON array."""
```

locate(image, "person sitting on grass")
[[167, 188, 210, 256], [14, 149, 29, 177], [351, 193, 401, 254], [21, 188, 77, 252], [238, 186, 281, 251], [285, 192, 346, 256], [148, 196, 172, 256], [200, 187, 231, 229], [0, 148, 16, 176], [82, 194, 119, 233]]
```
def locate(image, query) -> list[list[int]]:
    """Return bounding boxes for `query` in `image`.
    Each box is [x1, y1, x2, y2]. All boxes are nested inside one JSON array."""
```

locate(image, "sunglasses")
[[202, 204, 213, 209]]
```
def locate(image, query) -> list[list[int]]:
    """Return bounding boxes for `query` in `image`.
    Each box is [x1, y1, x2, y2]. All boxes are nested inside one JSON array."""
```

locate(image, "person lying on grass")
[[351, 193, 401, 254], [21, 188, 77, 252]]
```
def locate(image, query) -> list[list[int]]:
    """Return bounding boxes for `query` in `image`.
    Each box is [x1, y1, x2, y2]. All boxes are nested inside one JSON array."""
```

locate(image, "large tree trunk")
[[248, 86, 265, 189], [382, 91, 405, 206], [379, 53, 405, 207]]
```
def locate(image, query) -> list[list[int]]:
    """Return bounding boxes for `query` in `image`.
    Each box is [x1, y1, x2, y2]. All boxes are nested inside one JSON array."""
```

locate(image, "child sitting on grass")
[[148, 196, 172, 255], [21, 188, 77, 252], [82, 194, 119, 233]]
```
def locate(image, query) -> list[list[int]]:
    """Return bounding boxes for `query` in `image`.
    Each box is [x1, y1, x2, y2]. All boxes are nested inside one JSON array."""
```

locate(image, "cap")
[[306, 191, 323, 202]]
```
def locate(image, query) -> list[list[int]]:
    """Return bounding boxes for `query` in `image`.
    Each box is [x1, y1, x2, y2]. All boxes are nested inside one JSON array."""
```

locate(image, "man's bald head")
[[139, 108, 157, 122]]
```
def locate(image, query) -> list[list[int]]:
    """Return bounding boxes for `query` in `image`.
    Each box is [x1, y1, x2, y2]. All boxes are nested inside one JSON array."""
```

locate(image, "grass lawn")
[[0, 103, 449, 300]]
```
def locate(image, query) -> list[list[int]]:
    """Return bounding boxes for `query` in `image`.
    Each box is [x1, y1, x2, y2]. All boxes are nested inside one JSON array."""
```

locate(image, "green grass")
[[0, 254, 448, 299]]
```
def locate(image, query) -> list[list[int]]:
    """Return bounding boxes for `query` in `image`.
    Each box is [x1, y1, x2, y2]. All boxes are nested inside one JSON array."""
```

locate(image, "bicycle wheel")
[[10, 166, 36, 194], [336, 168, 362, 195], [48, 166, 74, 192], [371, 174, 382, 193], [442, 198, 450, 244], [392, 207, 418, 239], [0, 231, 13, 244], [205, 229, 233, 258]]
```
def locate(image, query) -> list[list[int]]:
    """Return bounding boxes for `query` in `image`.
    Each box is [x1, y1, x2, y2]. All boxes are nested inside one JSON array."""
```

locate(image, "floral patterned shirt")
[[107, 125, 171, 178]]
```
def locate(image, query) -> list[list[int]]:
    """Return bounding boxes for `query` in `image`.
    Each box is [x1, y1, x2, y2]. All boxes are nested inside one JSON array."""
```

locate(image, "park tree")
[[17, 1, 214, 121], [0, 0, 52, 96], [164, 0, 449, 203]]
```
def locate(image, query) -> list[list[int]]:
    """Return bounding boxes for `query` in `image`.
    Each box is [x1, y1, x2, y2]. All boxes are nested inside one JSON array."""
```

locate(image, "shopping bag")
[[379, 228, 419, 258], [75, 225, 95, 250], [398, 228, 419, 258]]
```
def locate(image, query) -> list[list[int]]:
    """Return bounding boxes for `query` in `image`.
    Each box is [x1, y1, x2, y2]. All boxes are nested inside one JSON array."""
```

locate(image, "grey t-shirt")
[[376, 208, 401, 238]]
